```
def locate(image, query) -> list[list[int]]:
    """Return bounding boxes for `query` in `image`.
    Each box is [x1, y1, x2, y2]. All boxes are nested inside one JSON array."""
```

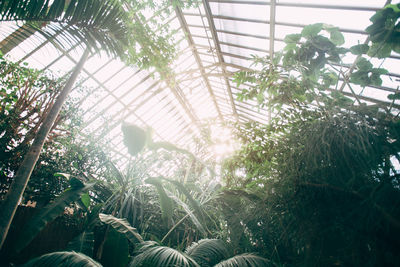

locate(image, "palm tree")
[[130, 239, 273, 267], [0, 0, 129, 57], [0, 0, 130, 249]]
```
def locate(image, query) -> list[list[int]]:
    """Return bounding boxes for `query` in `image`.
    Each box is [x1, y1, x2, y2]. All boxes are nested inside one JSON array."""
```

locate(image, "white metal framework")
[[1, 0, 398, 164]]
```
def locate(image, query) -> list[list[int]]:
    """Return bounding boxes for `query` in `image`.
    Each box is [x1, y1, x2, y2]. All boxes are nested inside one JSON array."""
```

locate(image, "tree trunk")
[[0, 49, 89, 250]]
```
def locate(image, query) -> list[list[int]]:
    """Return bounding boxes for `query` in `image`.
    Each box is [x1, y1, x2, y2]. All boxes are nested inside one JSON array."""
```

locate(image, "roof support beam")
[[190, 13, 368, 35], [175, 62, 220, 77], [208, 1, 380, 12], [131, 13, 201, 132], [267, 0, 276, 122], [174, 5, 223, 121], [202, 0, 238, 120]]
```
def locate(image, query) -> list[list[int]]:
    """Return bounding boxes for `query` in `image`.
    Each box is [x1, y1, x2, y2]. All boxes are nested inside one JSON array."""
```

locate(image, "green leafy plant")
[[0, 0, 200, 251], [121, 123, 149, 157], [234, 18, 392, 114], [0, 56, 65, 201], [97, 213, 143, 267], [185, 239, 229, 267], [130, 241, 199, 267], [99, 213, 144, 244], [225, 5, 400, 266], [349, 57, 388, 87], [145, 177, 175, 227], [366, 3, 400, 58], [122, 123, 215, 177], [21, 251, 102, 267], [214, 254, 271, 267], [130, 239, 271, 267], [0, 0, 130, 57], [12, 178, 94, 254], [66, 231, 95, 257]]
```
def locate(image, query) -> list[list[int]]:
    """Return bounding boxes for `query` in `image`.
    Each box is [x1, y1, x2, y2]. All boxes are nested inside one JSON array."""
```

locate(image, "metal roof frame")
[[1, 0, 398, 163]]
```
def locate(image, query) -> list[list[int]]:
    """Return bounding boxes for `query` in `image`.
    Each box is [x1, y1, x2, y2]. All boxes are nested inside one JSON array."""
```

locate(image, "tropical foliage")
[[221, 4, 400, 266], [130, 238, 271, 267], [0, 0, 130, 57], [0, 2, 399, 267], [0, 56, 111, 205], [21, 251, 102, 267]]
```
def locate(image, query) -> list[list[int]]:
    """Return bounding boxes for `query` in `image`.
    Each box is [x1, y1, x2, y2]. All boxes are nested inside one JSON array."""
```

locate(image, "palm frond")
[[21, 251, 102, 267], [0, 0, 129, 58], [99, 213, 144, 244], [214, 253, 272, 267], [168, 192, 207, 236], [130, 241, 199, 267], [164, 178, 205, 219], [185, 239, 229, 267]]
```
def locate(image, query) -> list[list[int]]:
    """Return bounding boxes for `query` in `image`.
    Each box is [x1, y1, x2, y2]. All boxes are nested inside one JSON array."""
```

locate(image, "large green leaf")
[[13, 182, 95, 253], [350, 44, 369, 55], [365, 4, 400, 58], [145, 177, 174, 226], [185, 239, 229, 267], [356, 57, 373, 71], [301, 23, 323, 37], [81, 193, 91, 208], [323, 25, 344, 46], [121, 123, 147, 156], [130, 241, 199, 267], [66, 231, 95, 257], [100, 228, 129, 267], [283, 33, 301, 44], [214, 253, 272, 267], [21, 251, 102, 267], [329, 29, 345, 46], [0, 0, 129, 58], [98, 213, 144, 244]]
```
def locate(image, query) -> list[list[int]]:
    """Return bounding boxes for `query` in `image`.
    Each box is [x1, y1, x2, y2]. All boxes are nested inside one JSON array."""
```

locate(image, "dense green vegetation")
[[223, 4, 400, 266], [0, 1, 400, 267]]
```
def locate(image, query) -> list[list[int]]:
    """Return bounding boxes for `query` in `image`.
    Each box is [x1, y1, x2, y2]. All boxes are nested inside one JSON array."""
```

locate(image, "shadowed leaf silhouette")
[[21, 251, 102, 267]]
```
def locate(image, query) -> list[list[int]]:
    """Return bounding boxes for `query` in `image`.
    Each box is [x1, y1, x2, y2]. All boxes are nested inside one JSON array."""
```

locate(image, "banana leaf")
[[100, 228, 129, 267], [13, 182, 95, 254], [98, 213, 143, 244], [145, 177, 174, 226]]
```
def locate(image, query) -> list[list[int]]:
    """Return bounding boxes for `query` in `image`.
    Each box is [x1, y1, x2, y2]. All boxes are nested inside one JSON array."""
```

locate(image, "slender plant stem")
[[161, 213, 191, 244]]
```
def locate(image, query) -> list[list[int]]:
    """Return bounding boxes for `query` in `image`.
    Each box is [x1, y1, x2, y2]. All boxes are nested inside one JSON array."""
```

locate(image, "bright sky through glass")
[[1, 0, 398, 167]]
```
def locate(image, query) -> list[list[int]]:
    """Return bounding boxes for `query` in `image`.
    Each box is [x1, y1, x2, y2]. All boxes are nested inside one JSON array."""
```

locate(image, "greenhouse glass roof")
[[1, 0, 398, 165]]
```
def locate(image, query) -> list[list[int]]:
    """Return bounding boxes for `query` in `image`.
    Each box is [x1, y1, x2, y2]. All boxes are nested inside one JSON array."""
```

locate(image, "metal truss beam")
[[202, 0, 238, 120], [174, 5, 223, 121]]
